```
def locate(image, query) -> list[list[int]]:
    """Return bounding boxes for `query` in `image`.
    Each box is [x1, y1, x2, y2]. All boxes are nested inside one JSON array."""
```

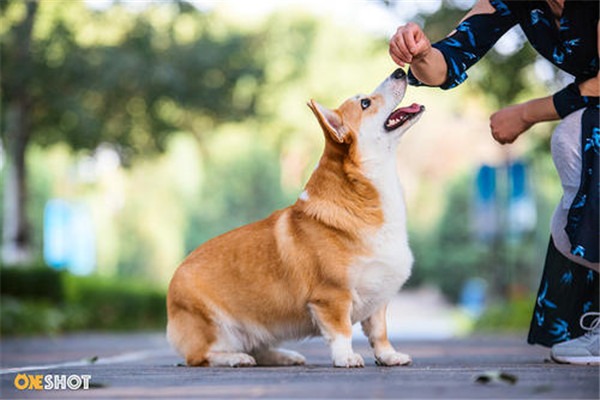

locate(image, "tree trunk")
[[1, 2, 38, 266]]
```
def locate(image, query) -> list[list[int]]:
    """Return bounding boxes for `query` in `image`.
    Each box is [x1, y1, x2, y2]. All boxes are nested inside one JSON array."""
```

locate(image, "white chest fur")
[[349, 155, 413, 324]]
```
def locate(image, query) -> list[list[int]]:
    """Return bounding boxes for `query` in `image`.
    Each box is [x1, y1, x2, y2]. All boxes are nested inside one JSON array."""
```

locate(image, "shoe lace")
[[580, 311, 600, 336]]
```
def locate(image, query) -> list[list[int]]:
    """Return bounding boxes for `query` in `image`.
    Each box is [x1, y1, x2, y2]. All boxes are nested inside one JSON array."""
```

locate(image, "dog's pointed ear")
[[307, 99, 349, 144]]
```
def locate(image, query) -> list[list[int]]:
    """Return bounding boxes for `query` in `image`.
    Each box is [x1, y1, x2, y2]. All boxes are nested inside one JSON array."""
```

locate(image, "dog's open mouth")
[[384, 103, 425, 131]]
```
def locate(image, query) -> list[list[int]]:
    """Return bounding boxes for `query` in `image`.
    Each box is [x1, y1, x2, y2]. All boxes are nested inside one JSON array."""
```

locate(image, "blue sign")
[[43, 199, 96, 275], [460, 278, 488, 317], [43, 199, 71, 268], [507, 161, 536, 239], [472, 161, 536, 241], [473, 165, 498, 241]]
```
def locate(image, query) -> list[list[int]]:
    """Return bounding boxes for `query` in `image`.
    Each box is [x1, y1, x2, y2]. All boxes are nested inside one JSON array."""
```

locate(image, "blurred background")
[[1, 0, 569, 337]]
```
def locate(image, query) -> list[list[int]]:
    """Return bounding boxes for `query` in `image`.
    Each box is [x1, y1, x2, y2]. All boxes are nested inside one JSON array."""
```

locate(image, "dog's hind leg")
[[167, 305, 215, 367], [251, 347, 306, 366]]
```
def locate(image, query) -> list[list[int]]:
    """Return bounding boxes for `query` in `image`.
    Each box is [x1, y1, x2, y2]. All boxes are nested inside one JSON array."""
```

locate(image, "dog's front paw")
[[333, 353, 365, 368], [375, 351, 412, 367], [207, 352, 257, 367]]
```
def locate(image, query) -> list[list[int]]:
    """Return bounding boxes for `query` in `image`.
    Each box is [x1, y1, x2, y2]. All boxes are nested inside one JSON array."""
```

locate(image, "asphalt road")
[[1, 332, 598, 399]]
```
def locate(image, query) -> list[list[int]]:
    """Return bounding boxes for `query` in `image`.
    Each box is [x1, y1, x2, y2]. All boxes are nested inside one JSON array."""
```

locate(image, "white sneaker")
[[551, 312, 599, 365]]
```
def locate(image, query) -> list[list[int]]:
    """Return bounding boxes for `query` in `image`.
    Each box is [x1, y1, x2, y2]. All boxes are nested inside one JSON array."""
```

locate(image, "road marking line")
[[0, 348, 173, 375]]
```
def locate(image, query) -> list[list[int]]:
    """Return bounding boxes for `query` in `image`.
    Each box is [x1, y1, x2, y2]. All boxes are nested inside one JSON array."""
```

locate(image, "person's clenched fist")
[[389, 22, 432, 67]]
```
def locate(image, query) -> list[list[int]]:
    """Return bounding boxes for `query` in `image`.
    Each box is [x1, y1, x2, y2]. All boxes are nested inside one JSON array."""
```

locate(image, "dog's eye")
[[360, 98, 371, 110]]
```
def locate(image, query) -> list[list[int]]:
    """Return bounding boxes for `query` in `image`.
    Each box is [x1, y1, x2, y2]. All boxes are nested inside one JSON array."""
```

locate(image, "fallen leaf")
[[474, 370, 518, 385]]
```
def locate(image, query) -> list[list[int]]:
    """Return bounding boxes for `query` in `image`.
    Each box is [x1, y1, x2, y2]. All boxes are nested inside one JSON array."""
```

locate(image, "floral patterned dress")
[[409, 0, 599, 347]]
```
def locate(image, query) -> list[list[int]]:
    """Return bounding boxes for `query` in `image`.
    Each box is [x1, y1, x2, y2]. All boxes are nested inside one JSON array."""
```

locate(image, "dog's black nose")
[[392, 68, 406, 79]]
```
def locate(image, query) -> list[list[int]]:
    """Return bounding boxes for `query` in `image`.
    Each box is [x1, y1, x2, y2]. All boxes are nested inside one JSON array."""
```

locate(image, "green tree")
[[1, 1, 38, 264], [0, 0, 267, 264]]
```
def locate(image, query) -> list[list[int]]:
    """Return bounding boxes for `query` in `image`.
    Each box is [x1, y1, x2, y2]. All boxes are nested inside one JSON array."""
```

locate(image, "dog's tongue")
[[388, 103, 421, 124], [397, 103, 421, 114], [385, 102, 423, 131], [388, 103, 422, 122]]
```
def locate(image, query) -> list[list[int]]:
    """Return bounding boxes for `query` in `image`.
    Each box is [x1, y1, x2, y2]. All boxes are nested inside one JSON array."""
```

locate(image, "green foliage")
[[0, 265, 64, 302], [474, 296, 535, 332], [63, 274, 166, 331], [0, 1, 268, 157], [185, 138, 294, 249], [419, 4, 466, 41], [409, 176, 489, 301], [1, 296, 72, 336], [0, 266, 166, 336], [408, 167, 550, 303]]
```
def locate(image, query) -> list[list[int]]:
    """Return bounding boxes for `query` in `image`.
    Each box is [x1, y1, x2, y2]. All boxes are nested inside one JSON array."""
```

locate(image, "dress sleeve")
[[409, 0, 517, 90], [553, 83, 599, 118]]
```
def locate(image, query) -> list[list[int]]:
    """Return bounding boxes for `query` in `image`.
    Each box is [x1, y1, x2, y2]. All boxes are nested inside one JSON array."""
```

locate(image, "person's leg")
[[527, 238, 599, 349], [549, 108, 598, 271], [527, 109, 599, 364]]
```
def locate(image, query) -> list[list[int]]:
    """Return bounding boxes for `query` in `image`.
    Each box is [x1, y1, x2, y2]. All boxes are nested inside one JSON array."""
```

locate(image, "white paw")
[[333, 353, 365, 368], [375, 351, 412, 367], [233, 354, 257, 367], [208, 352, 257, 367], [253, 348, 306, 366], [275, 349, 306, 366]]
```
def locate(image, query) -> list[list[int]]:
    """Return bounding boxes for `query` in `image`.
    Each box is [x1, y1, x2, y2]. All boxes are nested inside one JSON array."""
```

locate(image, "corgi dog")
[[167, 68, 424, 368]]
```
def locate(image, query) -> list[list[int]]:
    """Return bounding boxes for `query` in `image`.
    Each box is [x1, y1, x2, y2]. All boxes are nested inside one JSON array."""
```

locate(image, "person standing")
[[389, 0, 599, 364]]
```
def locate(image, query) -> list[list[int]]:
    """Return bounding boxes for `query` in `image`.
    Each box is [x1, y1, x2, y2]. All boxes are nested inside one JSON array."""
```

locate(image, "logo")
[[14, 373, 92, 391]]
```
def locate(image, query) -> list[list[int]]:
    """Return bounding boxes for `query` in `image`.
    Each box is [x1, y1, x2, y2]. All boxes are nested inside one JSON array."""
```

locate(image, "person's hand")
[[489, 103, 533, 145], [389, 22, 432, 67]]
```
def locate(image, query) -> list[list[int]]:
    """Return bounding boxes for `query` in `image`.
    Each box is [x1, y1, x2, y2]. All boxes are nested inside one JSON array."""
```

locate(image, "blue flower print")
[[584, 128, 600, 153], [448, 58, 467, 87], [535, 311, 545, 327], [456, 21, 477, 47], [549, 318, 571, 343], [560, 270, 574, 285], [572, 194, 587, 209], [531, 9, 551, 27], [563, 38, 581, 55], [572, 245, 586, 258], [537, 281, 557, 309], [582, 301, 593, 314], [490, 0, 510, 16], [587, 270, 595, 284], [559, 17, 570, 31], [553, 47, 565, 64]]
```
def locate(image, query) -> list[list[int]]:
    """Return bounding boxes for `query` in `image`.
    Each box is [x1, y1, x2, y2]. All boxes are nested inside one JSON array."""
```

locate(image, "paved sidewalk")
[[1, 332, 598, 399]]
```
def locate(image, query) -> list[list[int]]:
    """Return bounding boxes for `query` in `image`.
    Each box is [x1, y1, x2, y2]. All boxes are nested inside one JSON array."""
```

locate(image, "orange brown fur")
[[167, 109, 380, 363]]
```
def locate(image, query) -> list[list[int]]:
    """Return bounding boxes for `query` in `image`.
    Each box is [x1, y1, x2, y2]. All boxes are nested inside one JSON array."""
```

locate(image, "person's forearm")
[[409, 48, 448, 87], [490, 96, 558, 144], [522, 95, 559, 124], [410, 0, 497, 88]]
